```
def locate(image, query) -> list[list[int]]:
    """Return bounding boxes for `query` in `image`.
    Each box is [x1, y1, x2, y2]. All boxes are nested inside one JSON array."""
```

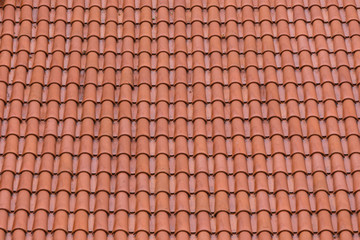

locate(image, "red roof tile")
[[0, 0, 360, 239]]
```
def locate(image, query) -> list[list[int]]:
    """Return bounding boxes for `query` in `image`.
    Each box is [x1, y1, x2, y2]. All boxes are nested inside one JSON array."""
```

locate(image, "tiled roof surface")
[[1, 0, 360, 239]]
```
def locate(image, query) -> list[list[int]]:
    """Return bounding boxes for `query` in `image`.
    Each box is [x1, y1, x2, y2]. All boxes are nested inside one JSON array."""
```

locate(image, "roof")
[[0, 0, 360, 239]]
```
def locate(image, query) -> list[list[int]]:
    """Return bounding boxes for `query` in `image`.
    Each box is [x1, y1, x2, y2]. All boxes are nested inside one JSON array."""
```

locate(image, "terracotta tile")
[[0, 1, 360, 239]]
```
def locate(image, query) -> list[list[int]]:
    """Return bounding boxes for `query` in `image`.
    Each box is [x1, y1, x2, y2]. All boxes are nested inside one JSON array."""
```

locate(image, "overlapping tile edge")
[[0, 0, 360, 239]]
